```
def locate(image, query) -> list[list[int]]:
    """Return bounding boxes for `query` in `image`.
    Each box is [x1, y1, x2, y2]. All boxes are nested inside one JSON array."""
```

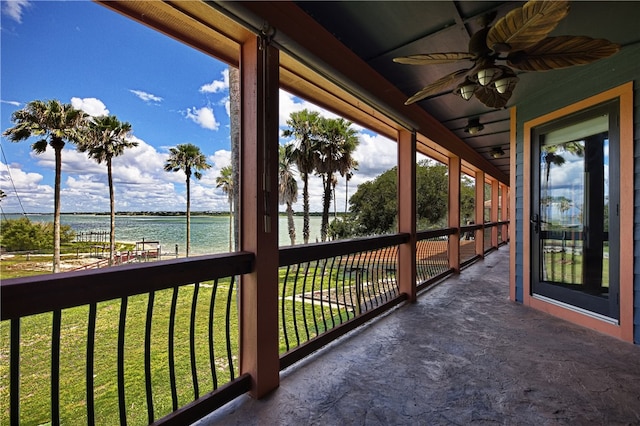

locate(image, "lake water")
[[2, 213, 324, 256]]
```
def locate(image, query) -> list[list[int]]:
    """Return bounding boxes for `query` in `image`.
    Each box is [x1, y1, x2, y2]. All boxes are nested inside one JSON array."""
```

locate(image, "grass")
[[1, 242, 136, 280], [542, 248, 609, 288], [0, 281, 239, 426], [0, 264, 357, 425]]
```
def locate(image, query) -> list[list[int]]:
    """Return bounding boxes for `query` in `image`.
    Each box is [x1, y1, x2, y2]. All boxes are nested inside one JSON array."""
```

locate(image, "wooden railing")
[[1, 222, 509, 425], [278, 233, 409, 370], [1, 253, 254, 426]]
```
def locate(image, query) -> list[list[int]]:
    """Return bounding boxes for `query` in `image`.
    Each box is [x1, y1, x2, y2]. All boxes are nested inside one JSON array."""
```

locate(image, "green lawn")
[[0, 253, 397, 425], [0, 265, 360, 425], [0, 281, 239, 426]]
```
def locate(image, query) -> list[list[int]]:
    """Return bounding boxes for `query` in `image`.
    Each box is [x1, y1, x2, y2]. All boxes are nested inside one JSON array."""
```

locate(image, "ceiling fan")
[[393, 0, 620, 108]]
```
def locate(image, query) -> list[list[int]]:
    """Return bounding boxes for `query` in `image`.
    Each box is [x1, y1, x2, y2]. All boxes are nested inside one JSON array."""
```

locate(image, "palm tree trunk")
[[107, 158, 115, 266], [52, 142, 63, 273], [186, 177, 191, 257], [287, 202, 296, 245], [228, 197, 232, 252], [345, 177, 349, 214], [303, 173, 310, 244], [321, 174, 332, 242], [333, 179, 337, 219]]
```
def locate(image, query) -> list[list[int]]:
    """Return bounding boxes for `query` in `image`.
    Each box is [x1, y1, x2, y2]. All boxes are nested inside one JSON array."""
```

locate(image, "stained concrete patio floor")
[[197, 247, 640, 425]]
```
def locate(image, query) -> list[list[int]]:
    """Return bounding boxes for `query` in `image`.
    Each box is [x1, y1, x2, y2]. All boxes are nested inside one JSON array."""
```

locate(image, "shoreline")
[[3, 211, 328, 217]]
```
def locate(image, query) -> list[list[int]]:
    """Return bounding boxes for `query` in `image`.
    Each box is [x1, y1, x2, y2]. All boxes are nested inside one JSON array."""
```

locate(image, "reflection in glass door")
[[531, 101, 619, 320]]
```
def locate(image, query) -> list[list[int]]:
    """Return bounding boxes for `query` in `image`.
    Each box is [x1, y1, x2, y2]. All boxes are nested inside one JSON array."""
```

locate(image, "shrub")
[[0, 217, 75, 252]]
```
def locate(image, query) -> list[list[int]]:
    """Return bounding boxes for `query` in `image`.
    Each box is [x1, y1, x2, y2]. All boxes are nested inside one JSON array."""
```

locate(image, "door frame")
[[521, 81, 633, 342]]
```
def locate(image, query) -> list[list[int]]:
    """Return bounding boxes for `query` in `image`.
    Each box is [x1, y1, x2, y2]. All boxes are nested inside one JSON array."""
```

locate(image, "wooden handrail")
[[278, 233, 409, 267], [1, 252, 255, 320]]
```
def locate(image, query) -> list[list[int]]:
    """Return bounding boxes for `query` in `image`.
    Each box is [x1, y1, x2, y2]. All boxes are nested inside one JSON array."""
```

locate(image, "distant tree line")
[[329, 161, 477, 238]]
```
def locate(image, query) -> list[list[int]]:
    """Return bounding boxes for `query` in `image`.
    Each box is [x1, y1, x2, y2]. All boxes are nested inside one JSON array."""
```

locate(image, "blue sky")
[[1, 0, 398, 214]]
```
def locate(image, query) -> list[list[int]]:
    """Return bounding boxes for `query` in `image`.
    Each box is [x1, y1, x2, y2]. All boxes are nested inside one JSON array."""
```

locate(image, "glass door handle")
[[530, 214, 540, 233]]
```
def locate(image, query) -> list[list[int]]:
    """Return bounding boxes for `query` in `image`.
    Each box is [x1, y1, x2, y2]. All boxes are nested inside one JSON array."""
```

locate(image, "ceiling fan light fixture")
[[455, 81, 477, 100], [490, 146, 505, 158], [474, 64, 502, 86], [494, 72, 519, 94], [464, 118, 484, 135]]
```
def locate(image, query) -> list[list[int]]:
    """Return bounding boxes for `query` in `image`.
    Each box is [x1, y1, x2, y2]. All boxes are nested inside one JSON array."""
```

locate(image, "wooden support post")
[[397, 129, 416, 302], [448, 156, 461, 273], [501, 183, 509, 242], [491, 178, 499, 248], [239, 35, 280, 398], [475, 170, 485, 257]]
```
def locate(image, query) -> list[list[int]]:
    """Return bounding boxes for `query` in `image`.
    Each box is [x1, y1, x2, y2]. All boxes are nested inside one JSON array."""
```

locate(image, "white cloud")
[[279, 90, 340, 128], [222, 96, 230, 117], [185, 106, 219, 130], [4, 135, 220, 213], [1, 100, 21, 107], [0, 160, 53, 212], [2, 0, 30, 24], [200, 69, 229, 93], [70, 97, 109, 117], [129, 89, 163, 103]]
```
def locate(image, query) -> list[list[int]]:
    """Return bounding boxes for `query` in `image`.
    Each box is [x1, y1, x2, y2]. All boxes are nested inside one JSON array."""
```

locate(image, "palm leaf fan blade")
[[508, 36, 620, 71], [393, 52, 474, 65], [404, 68, 471, 105], [486, 0, 570, 53]]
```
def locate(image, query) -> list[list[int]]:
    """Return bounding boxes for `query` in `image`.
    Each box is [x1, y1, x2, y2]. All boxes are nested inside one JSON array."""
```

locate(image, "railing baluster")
[[339, 255, 349, 319], [321, 258, 335, 329], [328, 256, 342, 324], [314, 260, 328, 333], [117, 298, 128, 426], [190, 283, 200, 399], [291, 263, 301, 347], [298, 262, 310, 342], [304, 262, 319, 337], [225, 277, 236, 380], [281, 266, 290, 352], [363, 250, 375, 312], [52, 309, 61, 426], [381, 246, 393, 302], [209, 278, 219, 389], [345, 253, 356, 316], [144, 292, 155, 423], [10, 319, 20, 426], [371, 248, 382, 307], [168, 287, 179, 411], [87, 303, 97, 426]]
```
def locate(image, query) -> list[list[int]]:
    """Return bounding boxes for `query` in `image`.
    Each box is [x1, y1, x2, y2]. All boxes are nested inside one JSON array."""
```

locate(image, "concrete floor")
[[197, 248, 640, 425]]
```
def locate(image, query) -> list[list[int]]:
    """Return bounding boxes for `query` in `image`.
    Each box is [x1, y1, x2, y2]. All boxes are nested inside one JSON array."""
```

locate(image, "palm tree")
[[2, 99, 86, 273], [77, 115, 137, 266], [315, 117, 359, 242], [216, 165, 234, 251], [559, 196, 572, 226], [279, 144, 298, 245], [164, 143, 211, 257], [344, 170, 355, 214], [542, 141, 584, 222], [283, 109, 321, 244]]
